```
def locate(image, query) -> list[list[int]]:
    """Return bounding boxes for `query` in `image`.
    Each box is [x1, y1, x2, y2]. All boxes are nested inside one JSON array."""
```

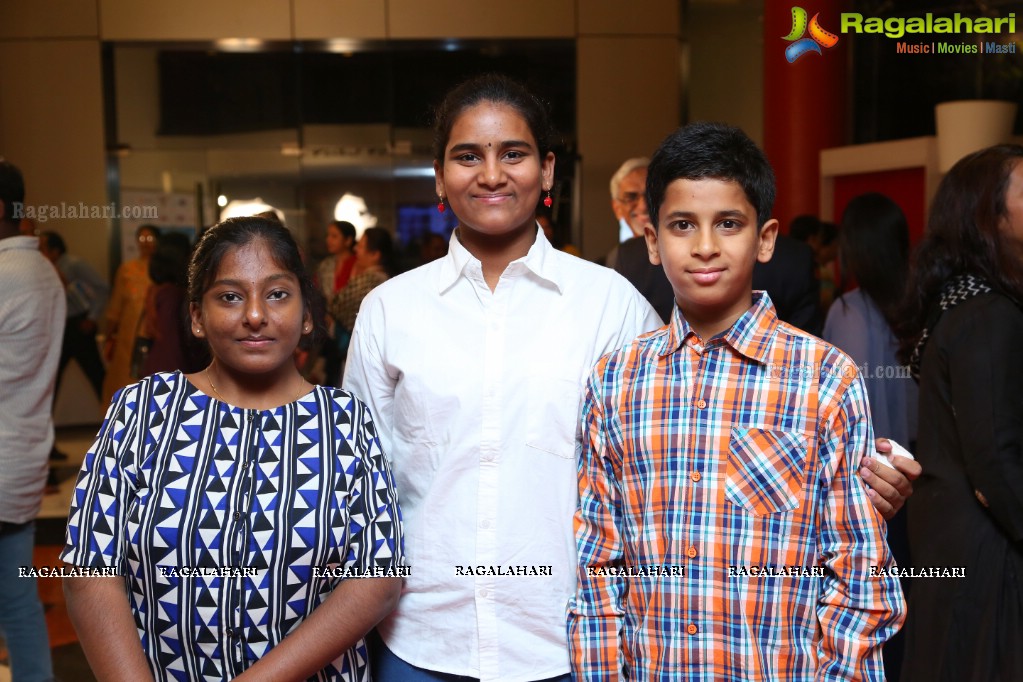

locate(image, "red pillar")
[[763, 1, 849, 231]]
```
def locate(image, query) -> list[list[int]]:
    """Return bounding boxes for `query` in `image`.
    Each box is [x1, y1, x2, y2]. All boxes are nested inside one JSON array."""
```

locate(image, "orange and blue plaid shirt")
[[568, 292, 905, 681]]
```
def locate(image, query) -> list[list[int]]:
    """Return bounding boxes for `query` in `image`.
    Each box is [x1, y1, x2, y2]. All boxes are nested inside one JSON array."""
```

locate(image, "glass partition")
[[107, 40, 577, 272]]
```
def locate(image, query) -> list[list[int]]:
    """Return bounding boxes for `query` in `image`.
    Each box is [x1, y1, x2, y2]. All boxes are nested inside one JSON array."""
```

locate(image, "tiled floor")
[[0, 425, 100, 682]]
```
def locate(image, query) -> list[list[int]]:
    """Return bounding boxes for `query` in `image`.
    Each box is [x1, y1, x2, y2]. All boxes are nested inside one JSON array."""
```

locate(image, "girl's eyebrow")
[[209, 273, 297, 288], [448, 140, 534, 154]]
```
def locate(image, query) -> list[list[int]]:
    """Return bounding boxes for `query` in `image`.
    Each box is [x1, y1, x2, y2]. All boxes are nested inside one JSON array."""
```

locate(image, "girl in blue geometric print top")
[[61, 216, 404, 682]]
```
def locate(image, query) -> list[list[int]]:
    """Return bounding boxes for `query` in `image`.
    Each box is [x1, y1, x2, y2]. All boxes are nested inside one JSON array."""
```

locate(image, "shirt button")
[[690, 471, 701, 482], [481, 519, 491, 529], [696, 399, 707, 409], [233, 512, 241, 520], [687, 623, 698, 635], [686, 546, 698, 559], [479, 589, 488, 598]]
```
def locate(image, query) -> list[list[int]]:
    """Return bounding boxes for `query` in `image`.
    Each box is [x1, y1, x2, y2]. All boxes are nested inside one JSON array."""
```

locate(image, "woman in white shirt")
[[345, 73, 659, 682]]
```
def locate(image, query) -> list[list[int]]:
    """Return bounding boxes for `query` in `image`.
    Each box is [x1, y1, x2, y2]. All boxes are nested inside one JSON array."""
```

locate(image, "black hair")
[[136, 223, 160, 239], [646, 122, 776, 229], [789, 215, 821, 242], [361, 227, 395, 275], [39, 230, 66, 255], [837, 193, 909, 330], [149, 232, 191, 286], [432, 73, 557, 164], [187, 216, 325, 349], [897, 143, 1023, 362], [330, 220, 356, 243], [818, 221, 838, 246], [0, 160, 25, 224]]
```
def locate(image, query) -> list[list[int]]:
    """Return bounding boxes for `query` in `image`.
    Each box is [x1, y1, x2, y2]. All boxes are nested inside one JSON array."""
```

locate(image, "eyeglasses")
[[138, 235, 155, 243], [616, 191, 644, 205]]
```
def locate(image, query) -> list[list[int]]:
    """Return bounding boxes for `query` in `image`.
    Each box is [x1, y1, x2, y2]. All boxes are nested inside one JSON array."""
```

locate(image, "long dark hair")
[[897, 144, 1023, 362], [361, 227, 395, 275], [837, 193, 909, 330], [188, 216, 326, 349]]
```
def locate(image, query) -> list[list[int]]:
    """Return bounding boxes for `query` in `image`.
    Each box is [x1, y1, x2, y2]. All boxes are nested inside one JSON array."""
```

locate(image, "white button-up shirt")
[[0, 235, 66, 523], [345, 230, 661, 681]]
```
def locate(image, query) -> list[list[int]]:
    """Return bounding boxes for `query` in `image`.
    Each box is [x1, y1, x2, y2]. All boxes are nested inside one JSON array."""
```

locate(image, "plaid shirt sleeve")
[[815, 365, 907, 679], [568, 368, 627, 681]]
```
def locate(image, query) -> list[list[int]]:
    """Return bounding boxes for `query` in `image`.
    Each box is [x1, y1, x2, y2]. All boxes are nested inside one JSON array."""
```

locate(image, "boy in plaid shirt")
[[568, 123, 905, 680]]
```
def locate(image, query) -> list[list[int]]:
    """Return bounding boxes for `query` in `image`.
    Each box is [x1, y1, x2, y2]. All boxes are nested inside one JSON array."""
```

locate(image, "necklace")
[[204, 366, 227, 402], [204, 364, 308, 406]]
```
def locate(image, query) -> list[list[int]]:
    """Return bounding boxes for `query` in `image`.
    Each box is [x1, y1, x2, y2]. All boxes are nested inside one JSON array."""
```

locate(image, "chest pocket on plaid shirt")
[[726, 428, 809, 515]]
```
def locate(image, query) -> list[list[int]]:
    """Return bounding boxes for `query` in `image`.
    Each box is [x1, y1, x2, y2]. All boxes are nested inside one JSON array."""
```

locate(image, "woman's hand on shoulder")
[[860, 438, 922, 519]]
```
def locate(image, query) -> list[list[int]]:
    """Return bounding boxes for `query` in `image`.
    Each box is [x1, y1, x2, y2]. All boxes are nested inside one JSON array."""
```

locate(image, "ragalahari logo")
[[783, 7, 839, 62]]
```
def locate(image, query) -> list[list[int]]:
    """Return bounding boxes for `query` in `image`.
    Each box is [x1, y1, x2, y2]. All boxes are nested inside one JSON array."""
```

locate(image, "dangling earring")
[[437, 195, 446, 213], [543, 188, 553, 208]]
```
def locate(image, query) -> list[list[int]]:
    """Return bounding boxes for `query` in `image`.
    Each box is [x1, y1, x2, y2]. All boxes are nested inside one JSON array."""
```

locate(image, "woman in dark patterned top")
[[62, 216, 405, 682]]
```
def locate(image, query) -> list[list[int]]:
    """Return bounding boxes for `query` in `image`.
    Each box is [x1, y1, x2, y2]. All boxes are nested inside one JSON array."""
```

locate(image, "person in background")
[[329, 226, 394, 342], [751, 232, 821, 335], [38, 230, 109, 402], [419, 232, 448, 264], [788, 214, 821, 244], [608, 157, 677, 322], [0, 159, 63, 682], [62, 215, 404, 682], [822, 192, 917, 679], [537, 209, 581, 257], [608, 157, 651, 249], [824, 193, 916, 447], [316, 220, 357, 386], [897, 144, 1023, 682], [814, 221, 840, 310], [103, 224, 159, 402], [18, 216, 37, 236], [140, 232, 201, 376]]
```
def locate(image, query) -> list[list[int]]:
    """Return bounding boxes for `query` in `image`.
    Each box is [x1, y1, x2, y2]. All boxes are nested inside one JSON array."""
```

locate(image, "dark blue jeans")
[[0, 521, 55, 682], [369, 630, 572, 682]]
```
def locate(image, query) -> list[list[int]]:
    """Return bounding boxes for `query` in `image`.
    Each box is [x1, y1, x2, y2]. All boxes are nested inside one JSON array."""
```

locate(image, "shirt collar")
[[662, 290, 779, 364], [0, 235, 43, 253], [436, 224, 564, 295]]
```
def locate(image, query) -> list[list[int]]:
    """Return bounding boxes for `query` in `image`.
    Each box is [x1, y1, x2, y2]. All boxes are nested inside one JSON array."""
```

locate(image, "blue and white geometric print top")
[[61, 371, 404, 681]]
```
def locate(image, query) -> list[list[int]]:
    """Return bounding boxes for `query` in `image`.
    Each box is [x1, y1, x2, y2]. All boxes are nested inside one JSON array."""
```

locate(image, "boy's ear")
[[756, 218, 779, 264], [644, 223, 662, 266]]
